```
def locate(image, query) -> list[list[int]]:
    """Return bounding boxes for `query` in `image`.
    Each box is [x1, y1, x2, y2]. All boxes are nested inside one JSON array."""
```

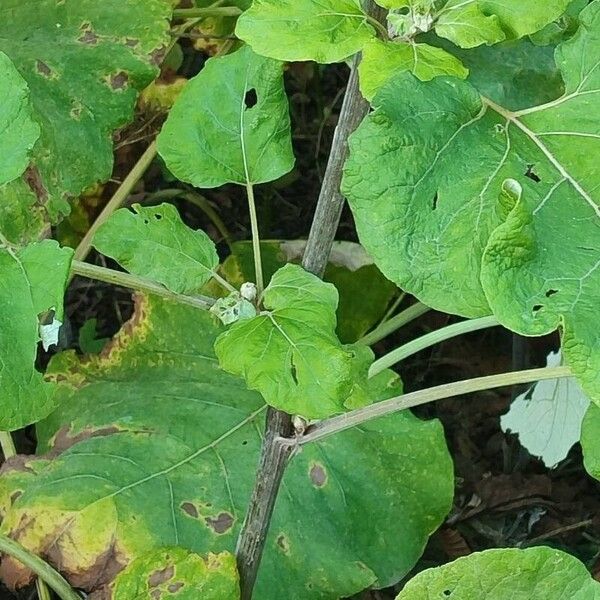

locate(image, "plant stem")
[[358, 302, 430, 346], [365, 14, 389, 38], [70, 260, 215, 310], [173, 6, 243, 18], [369, 315, 500, 377], [246, 183, 265, 296], [290, 365, 572, 447], [0, 534, 80, 600], [74, 141, 158, 262], [0, 431, 16, 459]]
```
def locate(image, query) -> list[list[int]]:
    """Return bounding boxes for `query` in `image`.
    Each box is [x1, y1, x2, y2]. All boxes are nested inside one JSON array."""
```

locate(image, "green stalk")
[[0, 534, 80, 600], [245, 183, 265, 296], [70, 260, 217, 310], [0, 431, 16, 458], [292, 365, 572, 446], [358, 302, 430, 346], [173, 6, 243, 18], [369, 315, 499, 377]]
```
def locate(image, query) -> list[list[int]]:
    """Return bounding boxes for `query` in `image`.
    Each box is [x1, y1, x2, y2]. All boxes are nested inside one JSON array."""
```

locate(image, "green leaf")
[[0, 52, 39, 187], [112, 549, 239, 600], [396, 547, 600, 599], [501, 350, 590, 467], [359, 38, 468, 101], [435, 0, 506, 48], [211, 240, 397, 343], [78, 319, 109, 354], [0, 0, 171, 229], [94, 203, 219, 295], [157, 45, 294, 188], [0, 241, 72, 430], [344, 2, 600, 402], [215, 263, 373, 418], [434, 0, 572, 48], [582, 403, 600, 480], [235, 0, 376, 63], [0, 295, 453, 599], [440, 37, 565, 111]]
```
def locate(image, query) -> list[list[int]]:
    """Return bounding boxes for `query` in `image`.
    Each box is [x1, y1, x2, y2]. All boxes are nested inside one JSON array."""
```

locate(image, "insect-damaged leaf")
[[157, 45, 294, 188], [0, 52, 39, 187], [343, 1, 600, 402], [0, 241, 72, 430], [396, 547, 600, 599], [236, 0, 376, 64], [215, 263, 374, 418], [0, 0, 171, 234], [110, 549, 239, 600], [0, 295, 454, 599], [94, 203, 219, 295]]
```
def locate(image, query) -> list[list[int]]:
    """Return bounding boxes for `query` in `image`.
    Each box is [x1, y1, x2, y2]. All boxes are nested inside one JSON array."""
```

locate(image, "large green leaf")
[[358, 38, 468, 101], [343, 1, 600, 400], [0, 295, 453, 599], [396, 547, 600, 599], [434, 0, 572, 47], [157, 45, 294, 188], [215, 263, 373, 418], [112, 549, 239, 600], [0, 241, 72, 430], [0, 52, 39, 187], [0, 0, 171, 231], [94, 203, 219, 295], [235, 0, 376, 63], [212, 240, 397, 343]]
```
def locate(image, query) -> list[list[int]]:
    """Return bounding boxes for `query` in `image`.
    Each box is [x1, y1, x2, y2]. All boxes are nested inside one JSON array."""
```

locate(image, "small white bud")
[[240, 282, 257, 302]]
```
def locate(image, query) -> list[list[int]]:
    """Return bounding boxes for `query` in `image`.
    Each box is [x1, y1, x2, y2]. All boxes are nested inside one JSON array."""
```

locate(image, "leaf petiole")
[[369, 315, 500, 377], [358, 302, 430, 346], [173, 6, 243, 19], [246, 182, 265, 297]]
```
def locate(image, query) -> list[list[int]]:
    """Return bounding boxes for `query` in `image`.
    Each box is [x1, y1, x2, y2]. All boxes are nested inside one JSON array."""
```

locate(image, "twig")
[[70, 260, 215, 310], [234, 4, 385, 596]]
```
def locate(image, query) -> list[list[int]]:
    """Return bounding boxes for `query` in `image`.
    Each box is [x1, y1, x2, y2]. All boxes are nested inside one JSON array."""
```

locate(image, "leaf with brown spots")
[[108, 549, 239, 599], [0, 295, 453, 599], [0, 0, 172, 241]]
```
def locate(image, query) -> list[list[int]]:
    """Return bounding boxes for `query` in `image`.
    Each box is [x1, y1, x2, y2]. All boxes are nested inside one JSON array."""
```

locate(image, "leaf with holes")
[[235, 0, 376, 63], [359, 38, 468, 101], [343, 2, 600, 401], [0, 240, 72, 431], [111, 549, 239, 599], [94, 203, 219, 295], [214, 263, 374, 418], [0, 0, 171, 239], [0, 295, 453, 599], [396, 547, 600, 599], [157, 45, 294, 188], [581, 403, 600, 481], [209, 240, 397, 343], [0, 52, 39, 187]]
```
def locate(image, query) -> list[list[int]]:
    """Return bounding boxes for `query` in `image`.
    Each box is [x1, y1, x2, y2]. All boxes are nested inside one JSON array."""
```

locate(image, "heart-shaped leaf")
[[0, 295, 453, 599], [157, 45, 294, 188], [215, 263, 373, 418]]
